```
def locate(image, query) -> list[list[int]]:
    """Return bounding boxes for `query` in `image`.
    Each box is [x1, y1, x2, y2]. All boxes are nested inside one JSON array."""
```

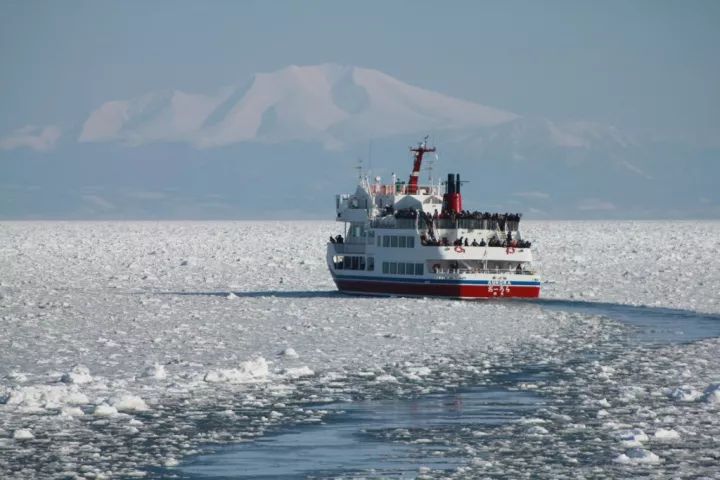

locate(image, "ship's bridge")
[[336, 181, 445, 222]]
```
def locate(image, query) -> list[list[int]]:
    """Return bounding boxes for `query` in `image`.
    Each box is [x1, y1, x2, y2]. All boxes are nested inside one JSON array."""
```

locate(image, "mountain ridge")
[[79, 64, 610, 150]]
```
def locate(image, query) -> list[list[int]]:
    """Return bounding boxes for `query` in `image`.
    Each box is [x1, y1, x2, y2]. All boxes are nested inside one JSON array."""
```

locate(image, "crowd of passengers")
[[420, 232, 531, 248], [437, 263, 531, 275], [391, 207, 522, 231]]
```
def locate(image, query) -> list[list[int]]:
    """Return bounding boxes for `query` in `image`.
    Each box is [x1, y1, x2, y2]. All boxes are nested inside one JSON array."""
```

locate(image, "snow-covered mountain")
[[77, 64, 530, 149], [78, 64, 638, 155], [5, 64, 716, 219]]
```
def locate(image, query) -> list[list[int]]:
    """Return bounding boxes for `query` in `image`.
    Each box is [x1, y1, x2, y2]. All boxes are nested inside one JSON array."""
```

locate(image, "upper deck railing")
[[368, 184, 442, 196], [432, 268, 538, 276], [369, 218, 418, 229], [330, 243, 367, 254], [369, 217, 511, 231]]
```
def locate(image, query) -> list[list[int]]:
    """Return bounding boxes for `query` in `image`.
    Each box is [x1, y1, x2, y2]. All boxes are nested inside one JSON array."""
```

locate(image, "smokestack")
[[456, 173, 461, 194], [447, 174, 455, 195]]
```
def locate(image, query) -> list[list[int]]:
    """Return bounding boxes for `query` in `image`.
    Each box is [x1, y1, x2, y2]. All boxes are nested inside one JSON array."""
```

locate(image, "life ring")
[[506, 246, 516, 254], [432, 263, 441, 273], [454, 245, 465, 253]]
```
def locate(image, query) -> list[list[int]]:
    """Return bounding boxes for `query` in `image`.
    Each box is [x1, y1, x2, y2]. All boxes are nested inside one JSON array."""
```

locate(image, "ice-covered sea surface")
[[1, 221, 719, 479]]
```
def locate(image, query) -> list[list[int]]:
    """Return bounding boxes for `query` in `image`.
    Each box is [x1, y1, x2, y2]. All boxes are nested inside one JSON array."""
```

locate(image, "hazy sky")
[[2, 0, 718, 136], [1, 0, 719, 219]]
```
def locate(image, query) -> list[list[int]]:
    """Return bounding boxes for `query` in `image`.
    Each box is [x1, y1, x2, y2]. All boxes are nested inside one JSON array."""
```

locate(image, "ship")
[[326, 137, 541, 299]]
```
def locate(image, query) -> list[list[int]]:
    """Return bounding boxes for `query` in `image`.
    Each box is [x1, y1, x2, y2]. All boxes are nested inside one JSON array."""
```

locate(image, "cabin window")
[[383, 236, 390, 248], [390, 236, 398, 248], [336, 255, 371, 271], [407, 237, 415, 248], [380, 261, 423, 275], [377, 235, 381, 247]]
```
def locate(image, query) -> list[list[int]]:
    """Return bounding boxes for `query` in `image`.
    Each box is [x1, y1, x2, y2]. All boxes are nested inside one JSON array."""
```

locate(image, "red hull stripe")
[[334, 274, 541, 287], [334, 278, 540, 299]]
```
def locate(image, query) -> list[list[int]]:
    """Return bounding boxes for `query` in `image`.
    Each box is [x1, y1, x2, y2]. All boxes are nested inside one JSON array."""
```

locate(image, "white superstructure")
[[327, 138, 541, 299]]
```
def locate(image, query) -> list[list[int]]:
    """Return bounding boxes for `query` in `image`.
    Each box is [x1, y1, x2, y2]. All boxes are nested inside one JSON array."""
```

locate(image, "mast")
[[407, 136, 436, 194]]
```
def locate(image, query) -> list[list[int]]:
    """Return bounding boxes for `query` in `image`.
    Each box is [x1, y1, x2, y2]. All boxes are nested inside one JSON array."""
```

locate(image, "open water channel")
[[164, 300, 720, 479]]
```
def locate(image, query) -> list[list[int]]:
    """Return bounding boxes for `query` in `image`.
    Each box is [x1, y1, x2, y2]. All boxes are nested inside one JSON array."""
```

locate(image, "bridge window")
[[377, 235, 416, 248], [334, 255, 372, 271]]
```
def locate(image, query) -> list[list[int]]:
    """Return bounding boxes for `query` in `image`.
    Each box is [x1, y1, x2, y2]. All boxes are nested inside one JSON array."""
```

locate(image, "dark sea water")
[[166, 301, 720, 479]]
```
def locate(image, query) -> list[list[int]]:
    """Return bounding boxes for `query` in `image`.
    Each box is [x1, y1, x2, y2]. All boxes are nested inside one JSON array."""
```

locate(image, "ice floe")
[[92, 403, 118, 417], [60, 365, 93, 384], [653, 428, 680, 442], [614, 447, 663, 465], [203, 357, 269, 384], [110, 394, 150, 412], [0, 220, 718, 478]]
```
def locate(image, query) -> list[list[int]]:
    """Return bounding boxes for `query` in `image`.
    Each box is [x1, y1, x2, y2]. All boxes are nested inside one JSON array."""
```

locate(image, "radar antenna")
[[407, 136, 436, 194]]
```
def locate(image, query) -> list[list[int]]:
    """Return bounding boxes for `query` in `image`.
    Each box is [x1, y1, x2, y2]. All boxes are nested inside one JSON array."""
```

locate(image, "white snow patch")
[[60, 365, 93, 384], [204, 357, 269, 384], [0, 385, 89, 410], [93, 403, 118, 417], [653, 428, 680, 442], [60, 406, 85, 417], [13, 429, 34, 440], [614, 448, 663, 465], [111, 394, 150, 412]]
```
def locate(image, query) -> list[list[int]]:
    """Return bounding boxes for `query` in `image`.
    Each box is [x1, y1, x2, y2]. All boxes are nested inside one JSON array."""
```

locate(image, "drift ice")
[[327, 137, 541, 299]]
